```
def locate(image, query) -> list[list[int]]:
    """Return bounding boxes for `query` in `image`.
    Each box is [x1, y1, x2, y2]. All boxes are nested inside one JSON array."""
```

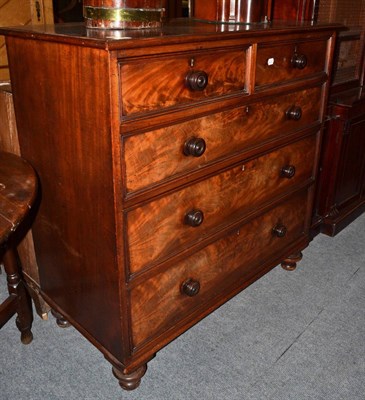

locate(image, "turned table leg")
[[2, 248, 33, 344], [281, 252, 303, 271], [112, 364, 147, 391]]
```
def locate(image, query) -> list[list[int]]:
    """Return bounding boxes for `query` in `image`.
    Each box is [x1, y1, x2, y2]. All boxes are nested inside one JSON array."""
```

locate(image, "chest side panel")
[[6, 36, 125, 360]]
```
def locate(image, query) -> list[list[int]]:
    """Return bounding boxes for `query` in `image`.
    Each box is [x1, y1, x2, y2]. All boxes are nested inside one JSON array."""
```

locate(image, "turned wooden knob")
[[183, 137, 206, 157], [184, 209, 204, 227], [185, 70, 208, 91], [280, 165, 296, 179], [272, 224, 287, 238], [291, 53, 307, 69], [181, 278, 200, 297], [286, 106, 302, 120]]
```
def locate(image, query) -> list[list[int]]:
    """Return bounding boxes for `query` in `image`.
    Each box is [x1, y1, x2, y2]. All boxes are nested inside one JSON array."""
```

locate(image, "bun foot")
[[20, 329, 33, 344], [281, 252, 303, 271], [112, 364, 147, 391], [51, 309, 71, 328]]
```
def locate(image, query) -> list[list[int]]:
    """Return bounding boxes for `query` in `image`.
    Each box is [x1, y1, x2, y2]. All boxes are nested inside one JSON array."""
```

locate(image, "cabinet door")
[[335, 118, 365, 209]]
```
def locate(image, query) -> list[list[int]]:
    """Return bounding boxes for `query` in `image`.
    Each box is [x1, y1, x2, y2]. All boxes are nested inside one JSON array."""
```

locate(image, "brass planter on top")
[[83, 0, 166, 29]]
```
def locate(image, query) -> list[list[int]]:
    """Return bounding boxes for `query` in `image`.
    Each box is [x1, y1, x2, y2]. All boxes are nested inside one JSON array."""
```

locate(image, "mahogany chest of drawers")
[[0, 20, 340, 390]]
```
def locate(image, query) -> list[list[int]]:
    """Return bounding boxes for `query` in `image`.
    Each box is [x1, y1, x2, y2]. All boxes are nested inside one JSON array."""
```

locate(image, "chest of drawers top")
[[1, 20, 339, 122], [2, 19, 339, 44]]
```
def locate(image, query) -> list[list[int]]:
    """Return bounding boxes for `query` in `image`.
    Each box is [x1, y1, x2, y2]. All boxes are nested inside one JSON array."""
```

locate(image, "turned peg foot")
[[281, 252, 303, 271], [14, 282, 34, 344], [15, 279, 34, 344], [112, 364, 147, 391], [51, 309, 71, 328], [16, 317, 33, 344], [2, 249, 34, 344]]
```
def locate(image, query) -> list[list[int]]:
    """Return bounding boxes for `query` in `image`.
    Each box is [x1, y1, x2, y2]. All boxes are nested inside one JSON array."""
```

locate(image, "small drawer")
[[119, 48, 247, 116], [256, 39, 328, 88], [123, 86, 322, 194], [126, 134, 317, 274], [130, 190, 309, 348]]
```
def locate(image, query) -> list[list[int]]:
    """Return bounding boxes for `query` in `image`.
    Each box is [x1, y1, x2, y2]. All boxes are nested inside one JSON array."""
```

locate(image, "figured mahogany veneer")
[[123, 86, 322, 194], [120, 48, 247, 116], [127, 134, 317, 274], [256, 38, 328, 87], [130, 190, 309, 348], [0, 20, 340, 391]]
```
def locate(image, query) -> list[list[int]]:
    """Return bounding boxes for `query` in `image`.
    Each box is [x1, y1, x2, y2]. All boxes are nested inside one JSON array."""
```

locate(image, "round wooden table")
[[0, 152, 38, 344]]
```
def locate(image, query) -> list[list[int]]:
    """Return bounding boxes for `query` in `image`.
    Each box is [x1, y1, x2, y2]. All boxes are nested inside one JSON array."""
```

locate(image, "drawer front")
[[130, 190, 309, 348], [126, 134, 317, 274], [124, 86, 322, 194], [120, 49, 246, 116], [256, 39, 328, 87]]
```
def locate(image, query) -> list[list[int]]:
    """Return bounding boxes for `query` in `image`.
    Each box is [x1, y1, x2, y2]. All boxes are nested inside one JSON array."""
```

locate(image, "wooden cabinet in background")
[[166, 0, 190, 17], [311, 0, 365, 235], [272, 0, 365, 235], [315, 88, 365, 235], [271, 0, 319, 22]]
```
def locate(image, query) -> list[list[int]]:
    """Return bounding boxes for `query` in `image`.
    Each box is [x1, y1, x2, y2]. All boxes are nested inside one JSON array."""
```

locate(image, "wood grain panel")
[[256, 39, 328, 87], [123, 86, 322, 193], [6, 36, 124, 359], [120, 48, 247, 116], [0, 85, 19, 153], [130, 190, 309, 348], [127, 134, 317, 274]]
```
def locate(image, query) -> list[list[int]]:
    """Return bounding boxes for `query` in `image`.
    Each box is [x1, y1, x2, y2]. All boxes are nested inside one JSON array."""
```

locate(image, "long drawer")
[[129, 190, 309, 348], [119, 47, 247, 116], [126, 134, 317, 274], [123, 86, 322, 194]]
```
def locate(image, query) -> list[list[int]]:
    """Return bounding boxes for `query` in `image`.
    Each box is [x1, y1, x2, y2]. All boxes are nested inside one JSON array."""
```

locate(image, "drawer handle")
[[184, 209, 204, 227], [272, 224, 287, 238], [280, 165, 296, 179], [183, 137, 206, 157], [185, 70, 208, 91], [286, 106, 302, 121], [291, 53, 308, 69], [181, 278, 200, 297]]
